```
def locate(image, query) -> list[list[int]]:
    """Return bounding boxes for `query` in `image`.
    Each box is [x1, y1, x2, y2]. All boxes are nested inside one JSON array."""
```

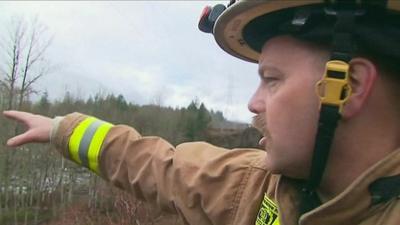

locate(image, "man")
[[3, 1, 400, 225]]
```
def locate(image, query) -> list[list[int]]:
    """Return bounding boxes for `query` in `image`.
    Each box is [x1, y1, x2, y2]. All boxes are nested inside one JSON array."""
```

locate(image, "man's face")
[[249, 36, 328, 179]]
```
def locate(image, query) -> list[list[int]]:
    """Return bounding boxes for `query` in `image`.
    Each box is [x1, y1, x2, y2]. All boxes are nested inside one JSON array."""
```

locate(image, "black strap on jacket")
[[369, 174, 400, 205]]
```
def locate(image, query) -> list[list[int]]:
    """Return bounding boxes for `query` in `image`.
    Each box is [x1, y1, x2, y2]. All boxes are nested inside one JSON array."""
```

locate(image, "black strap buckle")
[[369, 174, 400, 205]]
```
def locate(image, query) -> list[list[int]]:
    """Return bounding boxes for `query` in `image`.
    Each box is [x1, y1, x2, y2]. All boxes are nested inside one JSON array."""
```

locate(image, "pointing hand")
[[3, 110, 53, 147]]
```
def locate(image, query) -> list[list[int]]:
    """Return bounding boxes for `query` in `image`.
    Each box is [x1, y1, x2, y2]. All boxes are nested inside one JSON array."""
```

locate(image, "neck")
[[317, 96, 400, 202]]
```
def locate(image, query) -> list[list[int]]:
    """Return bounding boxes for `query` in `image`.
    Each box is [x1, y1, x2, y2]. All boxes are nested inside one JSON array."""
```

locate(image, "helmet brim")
[[213, 0, 323, 63]]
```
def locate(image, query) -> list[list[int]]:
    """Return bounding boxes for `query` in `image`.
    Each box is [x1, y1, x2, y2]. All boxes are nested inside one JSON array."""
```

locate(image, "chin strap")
[[299, 7, 357, 215]]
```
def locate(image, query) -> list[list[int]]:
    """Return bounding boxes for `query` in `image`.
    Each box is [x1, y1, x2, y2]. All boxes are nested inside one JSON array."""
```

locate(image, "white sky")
[[0, 1, 260, 123]]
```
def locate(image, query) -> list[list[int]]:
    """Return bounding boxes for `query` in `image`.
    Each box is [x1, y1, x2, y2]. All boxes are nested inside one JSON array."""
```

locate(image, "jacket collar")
[[275, 148, 400, 225]]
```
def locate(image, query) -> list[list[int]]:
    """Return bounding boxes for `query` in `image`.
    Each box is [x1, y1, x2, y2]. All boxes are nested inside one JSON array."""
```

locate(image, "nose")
[[248, 84, 265, 114]]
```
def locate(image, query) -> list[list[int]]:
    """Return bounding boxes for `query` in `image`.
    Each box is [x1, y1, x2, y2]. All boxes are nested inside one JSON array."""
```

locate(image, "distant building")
[[206, 120, 262, 149]]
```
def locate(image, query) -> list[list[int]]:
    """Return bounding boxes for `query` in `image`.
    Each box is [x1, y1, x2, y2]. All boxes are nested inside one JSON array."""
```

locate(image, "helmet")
[[199, 0, 400, 214], [200, 0, 400, 63]]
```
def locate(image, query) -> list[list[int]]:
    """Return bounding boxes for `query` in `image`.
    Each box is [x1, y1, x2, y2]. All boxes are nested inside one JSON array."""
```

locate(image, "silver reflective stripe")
[[78, 120, 103, 168]]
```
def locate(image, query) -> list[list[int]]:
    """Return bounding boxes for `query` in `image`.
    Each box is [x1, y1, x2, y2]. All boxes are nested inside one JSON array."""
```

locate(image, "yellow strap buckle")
[[316, 60, 352, 114]]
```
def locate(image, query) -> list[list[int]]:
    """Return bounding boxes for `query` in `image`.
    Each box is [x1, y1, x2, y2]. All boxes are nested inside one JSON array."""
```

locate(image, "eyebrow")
[[258, 64, 283, 78]]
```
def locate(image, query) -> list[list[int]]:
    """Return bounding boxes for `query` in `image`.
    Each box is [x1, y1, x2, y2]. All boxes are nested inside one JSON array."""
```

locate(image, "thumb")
[[7, 130, 36, 147]]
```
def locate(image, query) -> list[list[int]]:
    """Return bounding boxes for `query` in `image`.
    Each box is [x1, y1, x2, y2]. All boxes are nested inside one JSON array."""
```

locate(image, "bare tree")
[[0, 16, 53, 111], [0, 18, 25, 110], [0, 16, 53, 225], [17, 17, 52, 110]]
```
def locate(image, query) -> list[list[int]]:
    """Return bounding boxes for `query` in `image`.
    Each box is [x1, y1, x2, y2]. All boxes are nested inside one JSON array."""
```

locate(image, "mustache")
[[252, 113, 272, 149], [251, 113, 267, 135]]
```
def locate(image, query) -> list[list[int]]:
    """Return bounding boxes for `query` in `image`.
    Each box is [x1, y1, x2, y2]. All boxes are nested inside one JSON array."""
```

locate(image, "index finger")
[[3, 110, 34, 124]]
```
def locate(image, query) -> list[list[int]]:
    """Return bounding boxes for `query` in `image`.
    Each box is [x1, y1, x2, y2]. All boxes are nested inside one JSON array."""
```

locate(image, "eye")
[[262, 76, 279, 86], [258, 68, 283, 89], [263, 76, 278, 82]]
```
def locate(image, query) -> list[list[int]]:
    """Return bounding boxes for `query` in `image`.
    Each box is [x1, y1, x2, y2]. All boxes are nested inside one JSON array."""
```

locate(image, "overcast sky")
[[0, 1, 260, 123]]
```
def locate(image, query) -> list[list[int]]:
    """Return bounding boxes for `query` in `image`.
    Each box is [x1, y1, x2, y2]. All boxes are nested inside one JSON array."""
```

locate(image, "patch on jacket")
[[255, 193, 280, 225]]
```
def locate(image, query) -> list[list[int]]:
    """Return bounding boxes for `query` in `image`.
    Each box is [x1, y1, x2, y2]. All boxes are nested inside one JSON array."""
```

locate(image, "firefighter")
[[3, 1, 400, 224]]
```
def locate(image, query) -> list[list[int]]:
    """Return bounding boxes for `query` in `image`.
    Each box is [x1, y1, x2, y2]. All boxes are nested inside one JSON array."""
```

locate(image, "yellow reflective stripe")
[[68, 117, 113, 175], [87, 122, 113, 174], [255, 193, 280, 225], [68, 117, 96, 164]]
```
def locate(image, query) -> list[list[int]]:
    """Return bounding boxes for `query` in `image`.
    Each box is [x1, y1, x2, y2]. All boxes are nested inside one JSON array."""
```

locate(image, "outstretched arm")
[[2, 110, 270, 225], [3, 110, 53, 147]]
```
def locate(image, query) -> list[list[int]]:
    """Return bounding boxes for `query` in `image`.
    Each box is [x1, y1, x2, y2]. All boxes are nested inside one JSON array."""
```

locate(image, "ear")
[[342, 58, 378, 118]]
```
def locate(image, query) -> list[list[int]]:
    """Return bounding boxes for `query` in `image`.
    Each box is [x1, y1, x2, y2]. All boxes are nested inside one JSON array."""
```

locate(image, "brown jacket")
[[52, 113, 400, 225]]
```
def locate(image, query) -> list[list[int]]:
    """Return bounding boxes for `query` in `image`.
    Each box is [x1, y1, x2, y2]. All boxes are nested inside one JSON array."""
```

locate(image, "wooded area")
[[0, 17, 261, 225]]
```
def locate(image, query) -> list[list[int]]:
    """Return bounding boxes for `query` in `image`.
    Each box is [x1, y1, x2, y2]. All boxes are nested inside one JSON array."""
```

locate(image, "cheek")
[[266, 79, 320, 156]]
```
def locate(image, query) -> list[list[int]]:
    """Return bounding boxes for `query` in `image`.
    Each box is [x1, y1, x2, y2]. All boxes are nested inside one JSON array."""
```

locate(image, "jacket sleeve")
[[51, 112, 273, 225]]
